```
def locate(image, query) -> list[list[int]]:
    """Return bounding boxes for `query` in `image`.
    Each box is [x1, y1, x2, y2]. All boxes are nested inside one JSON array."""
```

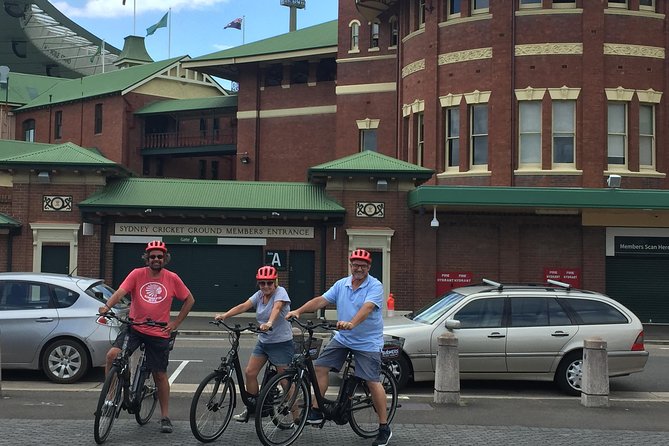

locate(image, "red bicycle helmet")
[[145, 240, 167, 253], [349, 249, 372, 264], [256, 266, 278, 280]]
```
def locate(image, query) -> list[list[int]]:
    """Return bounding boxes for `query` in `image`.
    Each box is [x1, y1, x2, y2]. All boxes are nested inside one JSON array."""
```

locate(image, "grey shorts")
[[252, 339, 294, 367], [314, 339, 382, 382]]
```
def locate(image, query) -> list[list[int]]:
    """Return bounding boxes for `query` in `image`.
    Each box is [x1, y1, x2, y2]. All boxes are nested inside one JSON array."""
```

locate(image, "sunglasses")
[[258, 281, 275, 287], [149, 254, 164, 260]]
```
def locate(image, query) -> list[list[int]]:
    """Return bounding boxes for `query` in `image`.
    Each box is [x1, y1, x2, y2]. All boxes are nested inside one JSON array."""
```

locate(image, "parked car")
[[383, 279, 649, 395], [0, 272, 129, 383]]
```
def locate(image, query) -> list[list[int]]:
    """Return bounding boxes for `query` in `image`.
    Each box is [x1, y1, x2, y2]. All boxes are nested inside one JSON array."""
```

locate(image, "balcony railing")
[[143, 130, 236, 149]]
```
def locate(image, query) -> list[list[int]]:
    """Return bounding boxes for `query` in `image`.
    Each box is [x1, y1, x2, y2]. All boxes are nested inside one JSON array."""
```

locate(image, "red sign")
[[544, 268, 581, 288], [436, 272, 472, 296]]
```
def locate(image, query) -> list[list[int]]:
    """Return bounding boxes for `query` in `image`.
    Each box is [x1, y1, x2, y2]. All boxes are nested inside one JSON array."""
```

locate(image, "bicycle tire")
[[134, 370, 158, 425], [255, 370, 310, 446], [189, 371, 236, 443], [93, 366, 123, 444], [349, 368, 398, 438]]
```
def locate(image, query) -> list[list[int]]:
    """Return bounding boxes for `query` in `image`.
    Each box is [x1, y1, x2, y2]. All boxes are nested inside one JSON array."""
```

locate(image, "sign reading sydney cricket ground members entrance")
[[115, 223, 314, 239]]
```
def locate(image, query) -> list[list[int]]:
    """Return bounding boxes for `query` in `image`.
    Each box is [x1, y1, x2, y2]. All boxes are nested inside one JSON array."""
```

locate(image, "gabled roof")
[[183, 21, 338, 79], [135, 96, 238, 115], [0, 140, 128, 174], [309, 151, 434, 183], [4, 72, 68, 106], [15, 57, 183, 111], [79, 177, 345, 221], [408, 185, 669, 211], [0, 213, 21, 228]]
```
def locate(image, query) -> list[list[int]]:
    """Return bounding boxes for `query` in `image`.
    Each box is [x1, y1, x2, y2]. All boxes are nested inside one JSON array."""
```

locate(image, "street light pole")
[[0, 65, 10, 140]]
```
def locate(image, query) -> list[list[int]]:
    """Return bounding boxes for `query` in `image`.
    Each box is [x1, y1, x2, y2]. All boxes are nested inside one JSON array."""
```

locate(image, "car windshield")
[[409, 291, 466, 324], [86, 282, 130, 308]]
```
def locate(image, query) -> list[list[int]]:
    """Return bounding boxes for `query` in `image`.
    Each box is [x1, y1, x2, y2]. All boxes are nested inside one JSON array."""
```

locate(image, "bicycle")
[[254, 317, 400, 446], [189, 319, 279, 443], [93, 312, 177, 444]]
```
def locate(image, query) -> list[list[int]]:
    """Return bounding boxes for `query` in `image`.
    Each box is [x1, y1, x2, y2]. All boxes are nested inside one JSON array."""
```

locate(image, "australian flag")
[[224, 17, 243, 30]]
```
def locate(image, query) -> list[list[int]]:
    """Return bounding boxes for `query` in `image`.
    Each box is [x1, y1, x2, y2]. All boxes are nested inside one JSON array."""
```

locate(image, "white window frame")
[[416, 112, 425, 166], [349, 21, 360, 53], [607, 101, 628, 168], [472, 0, 490, 14], [418, 0, 426, 28], [639, 103, 655, 170], [551, 100, 576, 168], [519, 0, 542, 8], [470, 104, 488, 169], [370, 20, 380, 50], [607, 0, 628, 8], [445, 106, 460, 170], [519, 101, 542, 168], [639, 0, 655, 11], [389, 16, 398, 48], [552, 0, 577, 9], [447, 0, 462, 19]]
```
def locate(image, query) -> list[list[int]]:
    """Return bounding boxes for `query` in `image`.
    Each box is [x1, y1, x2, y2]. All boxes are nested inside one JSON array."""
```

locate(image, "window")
[[607, 0, 627, 7], [54, 110, 62, 139], [23, 119, 35, 142], [562, 299, 628, 325], [350, 22, 360, 51], [447, 0, 462, 18], [552, 0, 576, 7], [211, 160, 219, 180], [416, 112, 425, 166], [290, 61, 309, 84], [445, 107, 459, 168], [265, 63, 283, 87], [607, 102, 627, 166], [213, 117, 220, 139], [519, 101, 541, 165], [316, 58, 336, 82], [0, 282, 51, 310], [639, 104, 655, 168], [510, 297, 573, 327], [156, 158, 164, 177], [640, 0, 655, 11], [199, 160, 206, 179], [389, 17, 398, 47], [473, 0, 489, 13], [470, 104, 488, 166], [454, 298, 504, 329], [520, 0, 542, 6], [552, 101, 575, 165], [199, 118, 207, 137], [370, 20, 380, 49], [94, 103, 103, 134], [360, 129, 378, 152], [52, 285, 79, 308], [417, 0, 426, 28]]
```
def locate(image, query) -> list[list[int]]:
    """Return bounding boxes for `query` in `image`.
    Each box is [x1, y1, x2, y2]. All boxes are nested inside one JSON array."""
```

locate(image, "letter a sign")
[[265, 250, 287, 270]]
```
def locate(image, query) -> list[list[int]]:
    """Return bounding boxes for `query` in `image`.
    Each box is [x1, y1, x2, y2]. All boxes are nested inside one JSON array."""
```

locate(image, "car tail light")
[[631, 331, 645, 351], [96, 315, 112, 326]]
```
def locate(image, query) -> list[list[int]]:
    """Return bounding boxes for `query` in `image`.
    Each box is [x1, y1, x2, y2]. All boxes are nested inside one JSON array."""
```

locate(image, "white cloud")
[[212, 44, 233, 51], [53, 0, 230, 19]]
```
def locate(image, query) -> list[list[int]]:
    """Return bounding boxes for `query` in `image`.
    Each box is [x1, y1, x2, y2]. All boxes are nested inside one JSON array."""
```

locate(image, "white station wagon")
[[383, 279, 649, 395]]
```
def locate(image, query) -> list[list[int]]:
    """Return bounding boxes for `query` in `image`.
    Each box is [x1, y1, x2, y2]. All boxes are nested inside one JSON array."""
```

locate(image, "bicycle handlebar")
[[97, 311, 168, 328], [209, 319, 270, 334], [288, 316, 338, 332]]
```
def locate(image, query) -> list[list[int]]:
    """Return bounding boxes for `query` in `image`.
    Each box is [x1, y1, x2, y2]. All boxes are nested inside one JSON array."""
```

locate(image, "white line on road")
[[167, 359, 202, 385]]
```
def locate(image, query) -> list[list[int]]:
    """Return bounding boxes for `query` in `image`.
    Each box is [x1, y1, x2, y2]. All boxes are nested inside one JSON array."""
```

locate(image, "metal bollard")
[[580, 337, 609, 407], [434, 332, 460, 405]]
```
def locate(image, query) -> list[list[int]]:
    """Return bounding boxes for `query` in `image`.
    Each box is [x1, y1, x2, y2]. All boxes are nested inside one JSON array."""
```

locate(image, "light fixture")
[[376, 179, 388, 192], [430, 207, 439, 228], [240, 152, 250, 164], [37, 171, 51, 183], [607, 174, 621, 188], [82, 222, 94, 236]]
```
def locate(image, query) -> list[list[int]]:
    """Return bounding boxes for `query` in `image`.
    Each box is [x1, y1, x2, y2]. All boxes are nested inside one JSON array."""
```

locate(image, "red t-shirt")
[[120, 267, 191, 338]]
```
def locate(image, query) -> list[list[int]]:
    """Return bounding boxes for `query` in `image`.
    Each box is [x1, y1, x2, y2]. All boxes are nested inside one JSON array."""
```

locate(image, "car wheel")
[[41, 339, 90, 384], [555, 351, 582, 396], [386, 353, 410, 390]]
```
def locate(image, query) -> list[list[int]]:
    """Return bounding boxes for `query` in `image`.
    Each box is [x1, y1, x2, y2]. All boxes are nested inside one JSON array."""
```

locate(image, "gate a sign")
[[265, 250, 287, 270]]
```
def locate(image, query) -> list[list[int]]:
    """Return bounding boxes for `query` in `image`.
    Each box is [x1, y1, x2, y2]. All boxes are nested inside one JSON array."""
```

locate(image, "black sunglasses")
[[258, 281, 275, 287], [149, 254, 164, 260]]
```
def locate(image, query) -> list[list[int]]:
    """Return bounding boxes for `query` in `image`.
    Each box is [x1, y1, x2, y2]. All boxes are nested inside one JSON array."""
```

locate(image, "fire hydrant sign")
[[544, 268, 581, 288], [436, 272, 472, 296]]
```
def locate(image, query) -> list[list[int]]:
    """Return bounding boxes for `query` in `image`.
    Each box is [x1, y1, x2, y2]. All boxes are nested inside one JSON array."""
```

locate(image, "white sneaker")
[[233, 408, 251, 422]]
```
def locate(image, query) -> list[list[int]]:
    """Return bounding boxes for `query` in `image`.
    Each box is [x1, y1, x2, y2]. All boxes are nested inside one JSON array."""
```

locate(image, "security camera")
[[607, 174, 621, 188]]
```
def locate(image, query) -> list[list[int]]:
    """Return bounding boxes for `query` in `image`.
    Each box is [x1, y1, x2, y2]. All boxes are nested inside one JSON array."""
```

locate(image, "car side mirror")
[[445, 319, 461, 330]]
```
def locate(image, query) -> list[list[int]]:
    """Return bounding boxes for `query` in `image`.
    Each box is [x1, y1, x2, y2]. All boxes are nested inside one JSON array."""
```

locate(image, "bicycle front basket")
[[293, 336, 324, 360]]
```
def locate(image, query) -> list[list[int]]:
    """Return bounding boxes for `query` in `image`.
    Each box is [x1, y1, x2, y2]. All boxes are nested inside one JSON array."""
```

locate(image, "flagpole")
[[243, 15, 246, 44], [168, 8, 171, 58], [133, 0, 136, 35], [102, 40, 105, 73]]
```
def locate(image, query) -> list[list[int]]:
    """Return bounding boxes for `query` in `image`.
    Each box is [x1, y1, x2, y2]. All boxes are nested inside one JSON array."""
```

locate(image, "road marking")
[[167, 359, 202, 385]]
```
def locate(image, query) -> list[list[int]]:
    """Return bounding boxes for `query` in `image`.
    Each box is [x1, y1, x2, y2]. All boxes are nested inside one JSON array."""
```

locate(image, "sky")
[[52, 0, 339, 61]]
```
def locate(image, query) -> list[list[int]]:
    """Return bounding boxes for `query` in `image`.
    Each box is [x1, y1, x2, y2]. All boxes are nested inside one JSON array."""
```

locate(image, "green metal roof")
[[79, 177, 345, 220], [309, 151, 434, 182], [15, 57, 183, 111], [0, 140, 128, 173], [134, 95, 238, 115], [189, 20, 337, 63], [408, 185, 669, 210], [3, 72, 68, 106], [0, 213, 21, 228]]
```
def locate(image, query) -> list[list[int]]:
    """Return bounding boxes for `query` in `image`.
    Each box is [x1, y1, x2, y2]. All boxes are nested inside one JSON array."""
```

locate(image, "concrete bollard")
[[434, 332, 460, 405], [580, 337, 609, 408]]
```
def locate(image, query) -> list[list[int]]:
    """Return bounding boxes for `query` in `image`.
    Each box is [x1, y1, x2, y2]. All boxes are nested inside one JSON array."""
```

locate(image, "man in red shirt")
[[100, 240, 195, 433]]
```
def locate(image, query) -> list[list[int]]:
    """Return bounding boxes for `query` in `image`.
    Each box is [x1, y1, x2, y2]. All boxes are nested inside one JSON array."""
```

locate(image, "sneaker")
[[306, 408, 323, 425], [372, 425, 392, 446], [160, 417, 173, 434], [233, 408, 252, 422]]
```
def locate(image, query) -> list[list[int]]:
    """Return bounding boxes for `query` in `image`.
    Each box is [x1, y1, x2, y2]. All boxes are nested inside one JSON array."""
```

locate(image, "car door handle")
[[487, 332, 506, 338], [35, 317, 54, 323], [551, 331, 570, 337]]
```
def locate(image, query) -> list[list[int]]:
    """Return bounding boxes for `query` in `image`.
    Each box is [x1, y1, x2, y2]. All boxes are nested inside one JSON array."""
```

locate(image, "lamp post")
[[0, 65, 10, 140]]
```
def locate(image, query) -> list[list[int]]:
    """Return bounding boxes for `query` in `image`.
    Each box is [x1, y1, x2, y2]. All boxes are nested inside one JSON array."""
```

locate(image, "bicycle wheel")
[[349, 368, 398, 438], [94, 366, 123, 444], [255, 371, 309, 446], [134, 370, 158, 425], [189, 371, 236, 443]]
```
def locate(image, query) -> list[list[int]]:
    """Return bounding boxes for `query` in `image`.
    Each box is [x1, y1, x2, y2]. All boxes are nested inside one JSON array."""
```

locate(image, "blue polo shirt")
[[323, 274, 384, 352]]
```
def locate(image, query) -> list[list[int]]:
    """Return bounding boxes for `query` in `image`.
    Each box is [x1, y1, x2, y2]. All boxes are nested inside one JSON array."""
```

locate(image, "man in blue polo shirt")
[[285, 248, 391, 446]]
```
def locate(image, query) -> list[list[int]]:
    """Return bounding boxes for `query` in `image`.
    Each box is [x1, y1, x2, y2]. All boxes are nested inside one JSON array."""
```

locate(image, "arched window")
[[370, 20, 380, 49], [350, 21, 360, 51], [389, 17, 398, 47]]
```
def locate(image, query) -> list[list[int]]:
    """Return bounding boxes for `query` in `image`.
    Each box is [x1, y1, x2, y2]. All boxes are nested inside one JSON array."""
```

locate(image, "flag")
[[224, 17, 243, 30], [146, 11, 169, 36]]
